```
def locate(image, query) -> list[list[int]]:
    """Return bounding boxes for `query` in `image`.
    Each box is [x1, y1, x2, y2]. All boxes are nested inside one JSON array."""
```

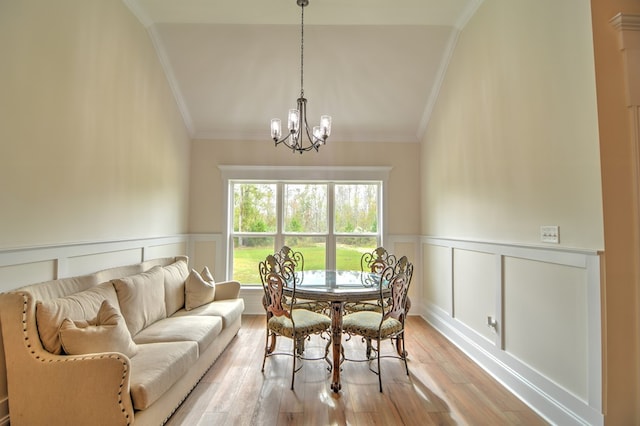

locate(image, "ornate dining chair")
[[275, 245, 328, 314], [345, 247, 397, 314], [341, 256, 414, 392], [361, 246, 397, 274], [274, 245, 304, 275], [259, 254, 332, 390]]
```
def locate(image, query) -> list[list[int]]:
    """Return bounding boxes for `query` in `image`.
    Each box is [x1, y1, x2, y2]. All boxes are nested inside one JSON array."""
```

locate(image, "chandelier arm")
[[299, 100, 322, 150]]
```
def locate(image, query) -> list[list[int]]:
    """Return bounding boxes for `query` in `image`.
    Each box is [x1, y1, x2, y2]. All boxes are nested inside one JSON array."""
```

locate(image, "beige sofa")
[[0, 256, 244, 426]]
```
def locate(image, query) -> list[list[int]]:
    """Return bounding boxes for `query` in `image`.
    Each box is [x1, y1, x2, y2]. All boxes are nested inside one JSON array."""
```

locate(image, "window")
[[227, 179, 383, 285]]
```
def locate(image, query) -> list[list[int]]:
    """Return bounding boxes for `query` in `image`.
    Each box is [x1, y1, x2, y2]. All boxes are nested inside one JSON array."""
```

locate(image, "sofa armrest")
[[0, 292, 135, 426], [214, 280, 241, 300]]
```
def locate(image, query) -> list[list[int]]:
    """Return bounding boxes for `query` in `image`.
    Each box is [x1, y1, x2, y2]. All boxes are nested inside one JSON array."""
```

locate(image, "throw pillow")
[[201, 266, 215, 283], [36, 281, 119, 354], [112, 265, 166, 336], [59, 300, 138, 358], [185, 267, 216, 311]]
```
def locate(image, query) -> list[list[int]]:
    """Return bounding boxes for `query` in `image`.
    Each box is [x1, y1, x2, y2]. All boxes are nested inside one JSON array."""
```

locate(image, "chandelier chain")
[[300, 3, 304, 97]]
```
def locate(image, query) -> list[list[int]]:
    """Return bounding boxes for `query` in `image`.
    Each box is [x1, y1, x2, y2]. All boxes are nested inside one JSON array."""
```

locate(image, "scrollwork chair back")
[[361, 247, 397, 274]]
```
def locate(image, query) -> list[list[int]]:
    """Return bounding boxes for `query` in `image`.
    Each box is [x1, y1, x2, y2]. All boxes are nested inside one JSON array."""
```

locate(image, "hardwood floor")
[[165, 315, 548, 425]]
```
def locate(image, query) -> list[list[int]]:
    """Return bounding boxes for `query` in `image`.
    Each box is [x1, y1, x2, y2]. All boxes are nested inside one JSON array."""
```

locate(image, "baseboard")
[[239, 287, 265, 315], [423, 304, 604, 426]]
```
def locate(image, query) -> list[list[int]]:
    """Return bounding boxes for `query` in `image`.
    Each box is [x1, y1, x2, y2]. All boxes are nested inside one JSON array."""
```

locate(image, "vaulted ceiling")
[[123, 0, 482, 143]]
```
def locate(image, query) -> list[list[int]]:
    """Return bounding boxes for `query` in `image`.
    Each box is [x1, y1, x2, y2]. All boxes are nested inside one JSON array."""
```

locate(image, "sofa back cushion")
[[163, 258, 189, 316], [24, 274, 101, 302], [35, 281, 119, 354], [113, 265, 166, 336]]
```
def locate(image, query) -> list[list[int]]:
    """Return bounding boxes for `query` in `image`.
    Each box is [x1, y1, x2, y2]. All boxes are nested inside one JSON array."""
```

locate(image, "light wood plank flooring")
[[165, 315, 547, 425]]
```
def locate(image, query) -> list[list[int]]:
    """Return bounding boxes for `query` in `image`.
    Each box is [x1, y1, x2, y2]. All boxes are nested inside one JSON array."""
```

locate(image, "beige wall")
[[189, 139, 420, 236], [0, 2, 190, 420], [591, 0, 640, 424], [421, 0, 609, 422], [421, 0, 603, 250], [422, 0, 640, 422], [0, 0, 191, 250]]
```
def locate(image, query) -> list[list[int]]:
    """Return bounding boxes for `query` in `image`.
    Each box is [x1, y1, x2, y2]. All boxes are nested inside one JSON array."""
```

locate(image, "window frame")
[[220, 166, 391, 283]]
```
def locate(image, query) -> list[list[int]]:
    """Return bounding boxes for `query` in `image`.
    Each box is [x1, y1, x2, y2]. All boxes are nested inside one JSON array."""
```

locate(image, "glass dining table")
[[283, 269, 389, 393]]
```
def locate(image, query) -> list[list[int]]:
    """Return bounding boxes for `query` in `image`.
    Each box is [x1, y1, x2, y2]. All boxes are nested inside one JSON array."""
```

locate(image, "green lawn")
[[233, 245, 369, 284]]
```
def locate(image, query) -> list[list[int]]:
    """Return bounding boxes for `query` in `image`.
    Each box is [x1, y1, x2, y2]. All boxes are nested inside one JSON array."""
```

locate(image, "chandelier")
[[270, 0, 332, 154]]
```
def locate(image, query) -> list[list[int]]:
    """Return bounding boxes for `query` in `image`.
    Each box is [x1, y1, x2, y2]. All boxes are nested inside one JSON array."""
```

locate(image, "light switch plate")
[[540, 225, 559, 243]]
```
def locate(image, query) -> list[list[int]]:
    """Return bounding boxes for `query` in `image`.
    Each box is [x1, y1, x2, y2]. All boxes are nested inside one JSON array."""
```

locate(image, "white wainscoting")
[[0, 235, 604, 425], [0, 236, 186, 291], [421, 237, 603, 426]]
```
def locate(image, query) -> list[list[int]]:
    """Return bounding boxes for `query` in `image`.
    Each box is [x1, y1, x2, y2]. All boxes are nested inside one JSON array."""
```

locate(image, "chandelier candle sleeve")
[[269, 0, 332, 153], [320, 115, 331, 138], [288, 109, 300, 132], [271, 119, 282, 140]]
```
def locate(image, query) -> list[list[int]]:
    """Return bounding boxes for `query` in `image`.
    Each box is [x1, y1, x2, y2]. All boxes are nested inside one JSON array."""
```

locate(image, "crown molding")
[[121, 0, 152, 28], [147, 25, 195, 136], [454, 0, 484, 30]]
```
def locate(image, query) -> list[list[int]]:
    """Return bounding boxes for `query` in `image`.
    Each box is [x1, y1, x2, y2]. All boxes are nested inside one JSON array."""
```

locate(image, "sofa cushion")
[[59, 300, 138, 358], [129, 341, 198, 410], [113, 265, 166, 336], [22, 273, 100, 301], [163, 258, 189, 316], [172, 298, 245, 329], [35, 281, 119, 354], [132, 316, 222, 354], [185, 267, 215, 311]]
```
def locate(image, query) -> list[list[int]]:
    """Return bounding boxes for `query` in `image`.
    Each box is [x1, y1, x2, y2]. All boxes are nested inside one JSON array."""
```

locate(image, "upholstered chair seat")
[[268, 309, 331, 338]]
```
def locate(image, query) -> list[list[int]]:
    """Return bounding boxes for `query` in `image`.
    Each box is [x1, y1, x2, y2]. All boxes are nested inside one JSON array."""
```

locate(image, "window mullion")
[[276, 182, 284, 250], [327, 183, 335, 270]]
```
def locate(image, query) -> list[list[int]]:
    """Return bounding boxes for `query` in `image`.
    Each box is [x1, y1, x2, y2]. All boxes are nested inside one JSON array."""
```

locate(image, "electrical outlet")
[[540, 225, 559, 243]]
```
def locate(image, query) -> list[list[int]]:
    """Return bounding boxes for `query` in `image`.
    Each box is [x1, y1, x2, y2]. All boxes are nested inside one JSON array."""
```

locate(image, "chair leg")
[[395, 334, 407, 358], [401, 333, 409, 376], [377, 338, 383, 393], [366, 338, 373, 359], [324, 336, 333, 372], [291, 339, 297, 390], [262, 329, 270, 372], [268, 333, 277, 354]]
